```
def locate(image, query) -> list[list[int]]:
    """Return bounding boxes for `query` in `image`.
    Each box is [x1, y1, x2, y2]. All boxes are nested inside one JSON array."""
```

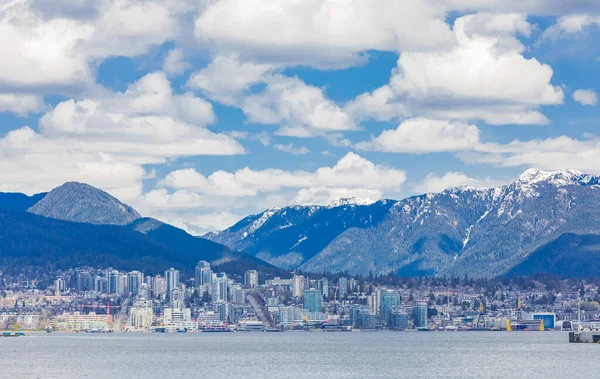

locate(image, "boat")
[[568, 300, 600, 343]]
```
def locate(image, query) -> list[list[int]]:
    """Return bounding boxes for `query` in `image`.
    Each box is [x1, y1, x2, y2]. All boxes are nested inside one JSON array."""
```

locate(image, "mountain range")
[[2, 168, 600, 279], [0, 183, 277, 279], [205, 168, 600, 278]]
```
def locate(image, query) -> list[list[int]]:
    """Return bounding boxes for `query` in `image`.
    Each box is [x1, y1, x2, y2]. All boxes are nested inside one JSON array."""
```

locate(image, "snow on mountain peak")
[[517, 168, 586, 186], [327, 197, 376, 208]]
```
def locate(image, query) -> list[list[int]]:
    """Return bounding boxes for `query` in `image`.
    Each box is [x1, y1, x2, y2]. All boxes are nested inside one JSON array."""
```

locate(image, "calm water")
[[1, 331, 597, 378]]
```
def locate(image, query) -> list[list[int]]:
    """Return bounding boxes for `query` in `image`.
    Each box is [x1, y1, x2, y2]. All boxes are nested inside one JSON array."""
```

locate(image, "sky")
[[1, 0, 600, 234]]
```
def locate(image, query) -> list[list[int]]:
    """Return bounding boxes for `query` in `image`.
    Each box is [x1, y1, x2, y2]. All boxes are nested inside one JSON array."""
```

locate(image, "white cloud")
[[186, 54, 274, 105], [543, 14, 600, 39], [356, 118, 481, 153], [0, 0, 182, 93], [347, 13, 563, 125], [412, 171, 508, 193], [573, 89, 598, 106], [460, 135, 600, 172], [163, 48, 189, 77], [441, 1, 600, 16], [274, 143, 310, 155], [0, 93, 46, 116], [0, 72, 244, 198], [242, 75, 357, 137], [154, 152, 406, 207], [194, 0, 452, 68]]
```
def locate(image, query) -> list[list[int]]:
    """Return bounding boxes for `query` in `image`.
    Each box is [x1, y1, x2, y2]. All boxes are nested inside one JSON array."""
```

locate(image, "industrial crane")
[[80, 303, 121, 322]]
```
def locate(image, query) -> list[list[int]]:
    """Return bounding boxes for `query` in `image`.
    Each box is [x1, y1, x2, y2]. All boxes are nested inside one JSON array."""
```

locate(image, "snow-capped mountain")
[[205, 168, 600, 277]]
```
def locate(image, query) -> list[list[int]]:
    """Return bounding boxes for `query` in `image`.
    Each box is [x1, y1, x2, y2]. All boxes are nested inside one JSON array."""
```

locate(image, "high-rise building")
[[165, 268, 180, 294], [94, 276, 107, 293], [54, 278, 65, 295], [413, 302, 428, 328], [388, 309, 409, 330], [318, 278, 329, 298], [292, 275, 305, 297], [218, 273, 228, 302], [170, 288, 185, 310], [231, 285, 245, 304], [195, 261, 212, 287], [380, 291, 400, 321], [218, 302, 233, 323], [127, 271, 144, 296], [138, 283, 151, 300], [107, 270, 120, 294], [338, 277, 348, 299], [75, 270, 93, 292], [348, 278, 358, 293], [244, 270, 259, 288], [303, 289, 323, 313], [152, 275, 167, 299]]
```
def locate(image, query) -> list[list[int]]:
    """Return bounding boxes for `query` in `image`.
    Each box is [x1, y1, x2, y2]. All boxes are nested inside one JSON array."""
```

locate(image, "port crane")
[[475, 301, 487, 329], [80, 303, 121, 322]]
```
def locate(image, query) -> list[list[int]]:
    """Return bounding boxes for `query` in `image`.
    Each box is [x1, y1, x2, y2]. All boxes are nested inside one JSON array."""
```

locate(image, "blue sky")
[[1, 1, 599, 234]]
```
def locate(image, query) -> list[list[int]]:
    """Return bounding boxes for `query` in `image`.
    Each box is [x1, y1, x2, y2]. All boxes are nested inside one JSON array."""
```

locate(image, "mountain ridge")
[[205, 168, 600, 277]]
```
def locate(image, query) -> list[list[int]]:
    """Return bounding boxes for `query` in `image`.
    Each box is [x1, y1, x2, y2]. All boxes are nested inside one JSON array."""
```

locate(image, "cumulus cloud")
[[274, 143, 310, 155], [186, 54, 274, 105], [0, 0, 182, 93], [242, 75, 357, 137], [163, 48, 190, 77], [347, 13, 563, 125], [460, 135, 600, 172], [412, 171, 509, 193], [150, 152, 405, 208], [194, 0, 452, 68], [543, 14, 600, 39], [0, 72, 244, 198], [356, 118, 481, 153], [573, 89, 598, 106], [0, 93, 46, 116]]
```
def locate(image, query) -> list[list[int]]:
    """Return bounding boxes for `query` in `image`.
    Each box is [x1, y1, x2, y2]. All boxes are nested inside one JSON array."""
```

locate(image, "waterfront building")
[[532, 313, 556, 329], [292, 275, 305, 298], [278, 306, 303, 324], [380, 291, 401, 323], [413, 302, 428, 328], [357, 310, 376, 329], [244, 270, 259, 288], [165, 268, 180, 294], [218, 302, 233, 322], [56, 312, 112, 331], [388, 309, 409, 330], [163, 307, 196, 330], [129, 300, 153, 329], [304, 289, 323, 313]]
